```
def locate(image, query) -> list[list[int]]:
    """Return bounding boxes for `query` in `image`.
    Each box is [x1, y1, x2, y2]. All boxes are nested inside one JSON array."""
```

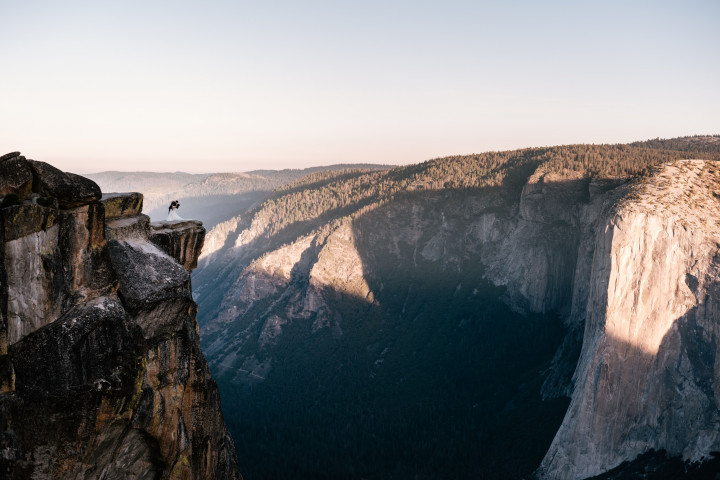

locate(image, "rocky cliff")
[[538, 160, 720, 479], [0, 153, 240, 479], [192, 140, 720, 479]]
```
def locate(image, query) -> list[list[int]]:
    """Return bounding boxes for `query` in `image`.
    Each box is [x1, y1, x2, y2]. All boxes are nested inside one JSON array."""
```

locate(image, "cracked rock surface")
[[0, 157, 241, 480]]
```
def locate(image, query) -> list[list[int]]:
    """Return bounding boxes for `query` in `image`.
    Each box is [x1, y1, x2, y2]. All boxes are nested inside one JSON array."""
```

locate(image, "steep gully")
[[0, 153, 240, 479], [195, 159, 720, 478]]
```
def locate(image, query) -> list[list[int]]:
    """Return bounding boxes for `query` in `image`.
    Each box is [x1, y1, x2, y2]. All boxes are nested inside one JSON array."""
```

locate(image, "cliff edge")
[[0, 153, 241, 479], [538, 160, 720, 479]]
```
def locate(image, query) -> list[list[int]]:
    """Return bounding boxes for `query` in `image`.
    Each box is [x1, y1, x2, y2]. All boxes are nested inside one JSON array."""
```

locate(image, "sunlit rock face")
[[0, 153, 241, 479], [538, 160, 720, 480]]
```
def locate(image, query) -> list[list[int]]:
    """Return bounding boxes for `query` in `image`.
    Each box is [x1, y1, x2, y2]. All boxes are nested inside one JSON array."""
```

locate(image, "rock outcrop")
[[0, 153, 240, 479], [150, 220, 206, 271]]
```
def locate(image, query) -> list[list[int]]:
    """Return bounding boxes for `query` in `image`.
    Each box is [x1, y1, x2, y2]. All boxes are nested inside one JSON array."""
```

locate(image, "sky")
[[1, 0, 718, 173]]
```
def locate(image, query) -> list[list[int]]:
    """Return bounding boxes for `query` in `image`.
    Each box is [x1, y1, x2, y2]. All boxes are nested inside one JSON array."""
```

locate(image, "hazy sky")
[[1, 0, 718, 173]]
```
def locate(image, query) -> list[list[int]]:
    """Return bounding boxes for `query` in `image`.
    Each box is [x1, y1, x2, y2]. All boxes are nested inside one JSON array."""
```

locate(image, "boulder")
[[0, 153, 33, 199], [107, 240, 192, 339], [107, 240, 190, 310], [0, 203, 56, 242], [9, 295, 142, 400], [100, 192, 143, 219], [149, 220, 206, 271], [28, 160, 101, 208], [106, 214, 151, 241], [6, 295, 146, 478], [0, 152, 21, 162]]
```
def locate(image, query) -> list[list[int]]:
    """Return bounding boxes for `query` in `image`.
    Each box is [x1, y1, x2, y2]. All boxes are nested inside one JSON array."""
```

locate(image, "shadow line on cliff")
[[196, 175, 608, 479], [194, 183, 520, 325]]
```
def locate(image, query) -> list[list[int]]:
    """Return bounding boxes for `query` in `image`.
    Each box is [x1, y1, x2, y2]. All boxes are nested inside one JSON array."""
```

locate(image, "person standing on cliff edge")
[[167, 200, 183, 221]]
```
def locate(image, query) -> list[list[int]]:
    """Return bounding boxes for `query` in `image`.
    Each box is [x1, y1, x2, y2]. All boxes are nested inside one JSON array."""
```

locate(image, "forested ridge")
[[233, 136, 720, 246]]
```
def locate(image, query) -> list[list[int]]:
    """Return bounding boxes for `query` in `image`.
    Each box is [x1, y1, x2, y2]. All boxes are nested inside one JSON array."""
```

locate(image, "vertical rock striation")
[[0, 153, 240, 479]]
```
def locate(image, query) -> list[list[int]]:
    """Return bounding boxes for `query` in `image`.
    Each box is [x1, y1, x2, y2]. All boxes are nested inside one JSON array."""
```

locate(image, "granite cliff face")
[[193, 146, 720, 478], [538, 160, 720, 479], [0, 153, 240, 479]]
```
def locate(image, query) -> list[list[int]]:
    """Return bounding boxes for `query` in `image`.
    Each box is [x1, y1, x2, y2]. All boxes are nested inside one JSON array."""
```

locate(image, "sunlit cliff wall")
[[539, 160, 720, 479]]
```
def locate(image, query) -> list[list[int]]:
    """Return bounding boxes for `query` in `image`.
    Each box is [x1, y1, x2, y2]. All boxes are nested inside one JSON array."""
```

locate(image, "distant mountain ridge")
[[192, 135, 720, 479], [87, 164, 393, 230]]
